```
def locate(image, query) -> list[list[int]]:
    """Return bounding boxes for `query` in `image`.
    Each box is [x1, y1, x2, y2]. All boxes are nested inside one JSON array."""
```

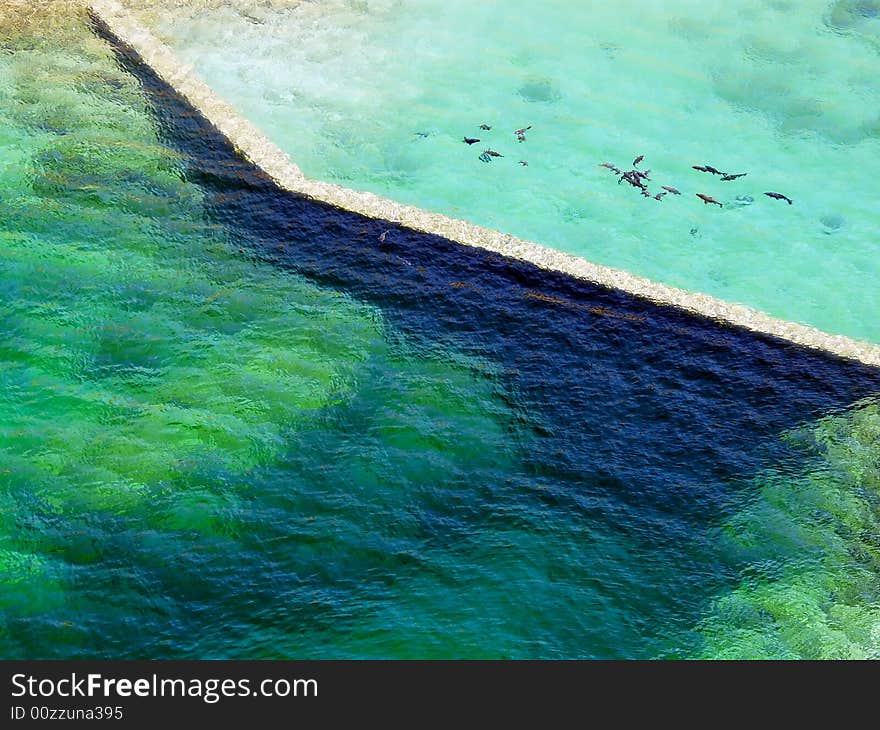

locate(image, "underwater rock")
[[826, 0, 880, 30], [820, 214, 846, 234], [825, 0, 880, 45], [517, 77, 562, 104], [712, 66, 866, 144]]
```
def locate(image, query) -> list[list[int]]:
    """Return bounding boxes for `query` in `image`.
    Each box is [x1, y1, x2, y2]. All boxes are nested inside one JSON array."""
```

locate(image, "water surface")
[[133, 0, 880, 343], [0, 4, 878, 659]]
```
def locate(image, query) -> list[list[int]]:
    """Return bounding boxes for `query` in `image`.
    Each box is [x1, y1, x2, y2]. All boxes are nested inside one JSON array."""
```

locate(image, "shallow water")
[[136, 0, 880, 344], [0, 5, 878, 659]]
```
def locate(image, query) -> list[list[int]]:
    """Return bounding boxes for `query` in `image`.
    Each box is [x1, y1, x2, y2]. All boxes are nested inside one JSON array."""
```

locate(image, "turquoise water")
[[0, 5, 878, 660], [137, 0, 880, 344]]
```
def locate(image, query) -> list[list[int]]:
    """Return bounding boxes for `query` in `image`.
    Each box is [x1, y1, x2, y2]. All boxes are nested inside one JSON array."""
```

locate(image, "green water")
[[137, 0, 880, 344], [0, 5, 878, 659], [0, 8, 518, 657], [699, 401, 880, 659]]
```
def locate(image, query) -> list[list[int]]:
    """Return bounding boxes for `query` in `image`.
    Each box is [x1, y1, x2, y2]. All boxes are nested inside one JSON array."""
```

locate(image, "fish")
[[463, 137, 481, 145], [379, 230, 391, 243], [764, 191, 793, 205], [720, 172, 747, 181], [654, 192, 666, 200], [696, 193, 722, 207], [693, 165, 723, 175], [633, 154, 644, 166], [519, 160, 529, 166], [479, 124, 492, 130], [515, 125, 532, 135], [620, 171, 646, 188], [484, 149, 503, 157], [478, 152, 492, 163], [661, 186, 681, 195]]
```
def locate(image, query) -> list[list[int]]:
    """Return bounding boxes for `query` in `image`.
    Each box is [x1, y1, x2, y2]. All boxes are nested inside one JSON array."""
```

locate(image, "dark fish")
[[484, 149, 503, 157], [514, 125, 532, 135], [463, 137, 481, 145], [599, 162, 616, 169], [633, 154, 644, 166], [661, 186, 681, 195], [693, 165, 723, 175], [478, 152, 492, 163], [517, 133, 526, 142], [519, 160, 529, 166], [621, 171, 646, 189], [764, 191, 793, 205], [720, 172, 747, 181], [379, 230, 391, 243], [479, 124, 492, 130], [696, 193, 722, 207], [635, 169, 651, 179], [654, 192, 666, 200]]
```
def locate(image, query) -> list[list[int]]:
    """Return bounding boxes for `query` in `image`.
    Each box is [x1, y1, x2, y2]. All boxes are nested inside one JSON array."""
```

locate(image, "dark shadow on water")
[[89, 15, 880, 658]]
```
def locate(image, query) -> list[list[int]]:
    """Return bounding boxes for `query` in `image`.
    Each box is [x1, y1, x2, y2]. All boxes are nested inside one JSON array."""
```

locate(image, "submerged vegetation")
[[698, 399, 880, 659]]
